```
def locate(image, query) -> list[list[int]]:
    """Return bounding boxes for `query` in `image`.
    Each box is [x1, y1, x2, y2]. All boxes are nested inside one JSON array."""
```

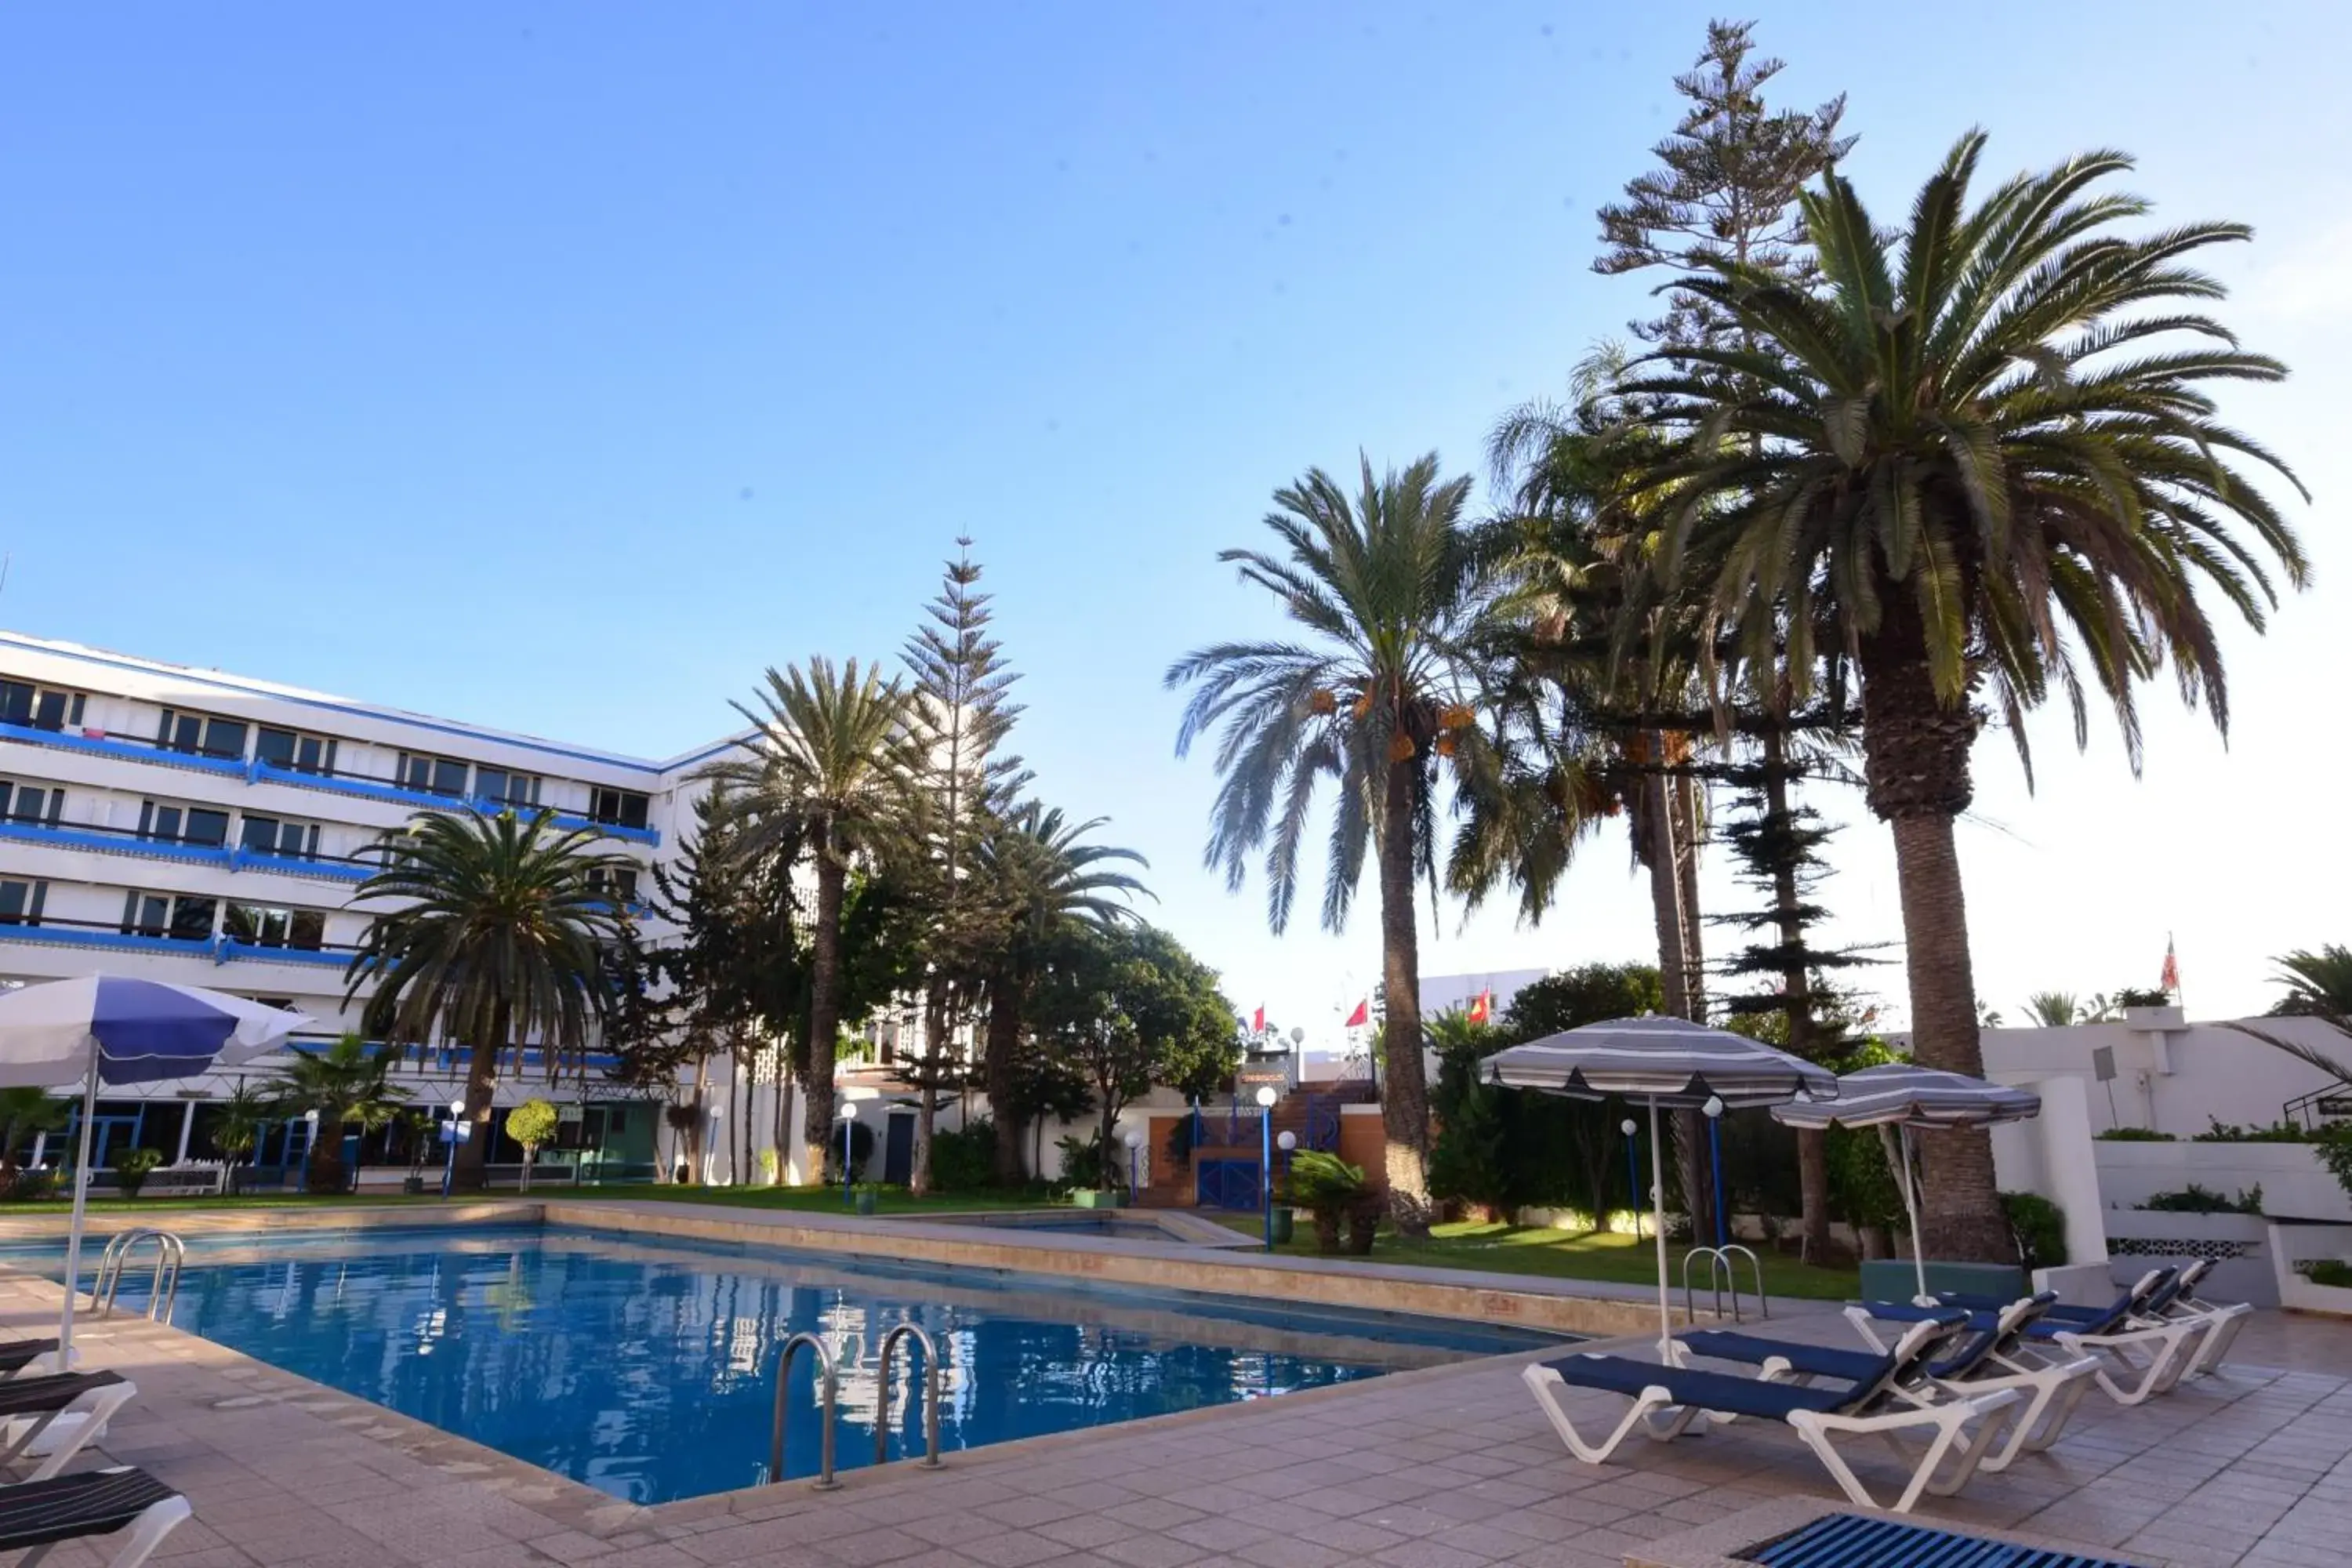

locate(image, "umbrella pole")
[[1649, 1098, 1670, 1359], [58, 1054, 99, 1359], [1884, 1122, 1929, 1305]]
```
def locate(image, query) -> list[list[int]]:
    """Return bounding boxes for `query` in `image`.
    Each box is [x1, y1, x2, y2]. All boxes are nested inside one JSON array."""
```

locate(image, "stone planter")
[[1072, 1189, 1125, 1210]]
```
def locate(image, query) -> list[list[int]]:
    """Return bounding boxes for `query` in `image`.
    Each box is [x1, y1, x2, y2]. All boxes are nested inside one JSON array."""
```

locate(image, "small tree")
[[508, 1099, 559, 1192], [209, 1084, 270, 1195], [0, 1088, 68, 1178], [112, 1147, 165, 1200], [270, 1034, 405, 1195]]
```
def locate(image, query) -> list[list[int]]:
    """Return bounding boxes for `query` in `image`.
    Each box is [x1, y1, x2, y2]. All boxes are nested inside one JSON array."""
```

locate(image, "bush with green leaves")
[[2312, 1123, 2352, 1205], [1279, 1151, 1368, 1253], [2139, 1181, 2263, 1215], [2192, 1117, 2311, 1144], [2299, 1258, 2352, 1290], [507, 1098, 560, 1157], [2114, 988, 2172, 1009], [2001, 1192, 2067, 1271], [927, 1120, 996, 1192], [2096, 1127, 2176, 1142], [111, 1147, 166, 1199]]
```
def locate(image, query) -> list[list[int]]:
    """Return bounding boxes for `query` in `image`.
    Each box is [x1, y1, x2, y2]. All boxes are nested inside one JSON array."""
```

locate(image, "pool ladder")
[[766, 1323, 945, 1490], [92, 1229, 187, 1323]]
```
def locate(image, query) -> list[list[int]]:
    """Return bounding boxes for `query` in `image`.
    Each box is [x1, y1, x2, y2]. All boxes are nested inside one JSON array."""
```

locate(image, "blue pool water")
[[56, 1225, 1557, 1503]]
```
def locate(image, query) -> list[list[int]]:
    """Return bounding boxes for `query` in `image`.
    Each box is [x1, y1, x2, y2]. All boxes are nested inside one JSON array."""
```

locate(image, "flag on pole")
[[1468, 989, 1493, 1025], [2160, 936, 2180, 996], [1344, 997, 1369, 1029], [1252, 1004, 1265, 1033]]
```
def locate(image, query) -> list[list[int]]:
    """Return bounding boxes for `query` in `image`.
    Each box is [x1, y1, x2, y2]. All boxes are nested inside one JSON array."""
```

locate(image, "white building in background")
[[0, 629, 743, 1179]]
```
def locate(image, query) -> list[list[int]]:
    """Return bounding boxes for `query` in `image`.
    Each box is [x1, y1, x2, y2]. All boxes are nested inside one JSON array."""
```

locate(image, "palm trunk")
[[1377, 752, 1432, 1236], [451, 1004, 506, 1192], [1858, 608, 2009, 1263], [1644, 756, 1715, 1246], [1761, 728, 1836, 1261], [684, 1056, 706, 1181], [911, 974, 951, 1197], [987, 985, 1025, 1183], [803, 849, 847, 1183]]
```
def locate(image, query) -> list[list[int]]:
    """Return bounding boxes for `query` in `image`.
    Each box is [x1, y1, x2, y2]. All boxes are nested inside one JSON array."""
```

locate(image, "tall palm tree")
[[975, 801, 1150, 1181], [270, 1033, 406, 1194], [2270, 948, 2352, 1025], [1167, 453, 1490, 1231], [701, 657, 919, 1181], [347, 809, 627, 1190], [1621, 133, 2307, 1258]]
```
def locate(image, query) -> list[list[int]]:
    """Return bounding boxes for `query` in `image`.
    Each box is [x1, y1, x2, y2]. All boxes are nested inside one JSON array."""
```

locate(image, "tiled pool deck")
[[5, 1207, 2350, 1567]]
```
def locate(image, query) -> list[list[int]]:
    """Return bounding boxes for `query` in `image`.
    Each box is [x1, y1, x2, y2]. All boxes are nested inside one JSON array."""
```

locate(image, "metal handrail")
[[94, 1229, 187, 1322], [1681, 1243, 1766, 1325], [874, 1323, 944, 1469], [768, 1332, 840, 1490]]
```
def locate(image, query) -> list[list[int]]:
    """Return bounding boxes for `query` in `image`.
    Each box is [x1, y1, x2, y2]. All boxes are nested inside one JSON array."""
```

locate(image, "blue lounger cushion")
[[1541, 1354, 1860, 1421], [1680, 1329, 2001, 1385]]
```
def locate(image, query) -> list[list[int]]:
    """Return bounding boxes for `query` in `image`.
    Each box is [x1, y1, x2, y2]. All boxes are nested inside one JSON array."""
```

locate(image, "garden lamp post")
[[441, 1096, 466, 1198], [299, 1109, 319, 1193], [838, 1102, 858, 1207], [1122, 1128, 1142, 1196], [1276, 1128, 1296, 1179], [1703, 1094, 1727, 1249], [1621, 1118, 1640, 1240], [1254, 1084, 1278, 1250]]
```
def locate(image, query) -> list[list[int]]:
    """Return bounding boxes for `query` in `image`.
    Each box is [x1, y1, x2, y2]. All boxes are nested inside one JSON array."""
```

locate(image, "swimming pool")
[[68, 1224, 1559, 1503]]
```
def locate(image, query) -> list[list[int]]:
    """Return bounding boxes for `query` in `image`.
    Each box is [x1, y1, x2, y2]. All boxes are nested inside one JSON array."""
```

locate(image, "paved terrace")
[[2, 1213, 2350, 1568]]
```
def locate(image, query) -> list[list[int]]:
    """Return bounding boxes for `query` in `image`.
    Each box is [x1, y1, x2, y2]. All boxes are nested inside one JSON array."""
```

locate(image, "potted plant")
[[854, 1182, 880, 1217], [112, 1147, 165, 1200], [209, 1083, 270, 1196], [397, 1109, 434, 1194], [1279, 1151, 1368, 1254]]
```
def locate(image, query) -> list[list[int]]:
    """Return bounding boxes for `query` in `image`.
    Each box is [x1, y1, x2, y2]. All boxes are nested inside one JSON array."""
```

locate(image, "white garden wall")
[[2092, 1141, 2350, 1223]]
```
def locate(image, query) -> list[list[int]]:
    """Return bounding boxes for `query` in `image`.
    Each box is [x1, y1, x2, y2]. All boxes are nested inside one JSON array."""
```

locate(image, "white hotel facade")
[[0, 628, 746, 1181]]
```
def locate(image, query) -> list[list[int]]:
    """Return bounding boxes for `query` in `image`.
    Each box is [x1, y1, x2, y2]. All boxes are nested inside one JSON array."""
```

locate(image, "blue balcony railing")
[[0, 817, 376, 884], [0, 920, 217, 961], [0, 720, 247, 779]]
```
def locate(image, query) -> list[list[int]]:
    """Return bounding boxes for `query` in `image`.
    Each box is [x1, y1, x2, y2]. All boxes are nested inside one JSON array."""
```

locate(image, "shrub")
[[2140, 1182, 2263, 1215], [2114, 988, 2172, 1008], [111, 1148, 166, 1199], [823, 1120, 877, 1185], [1280, 1151, 1369, 1254], [2001, 1191, 2067, 1271], [2299, 1258, 2352, 1290], [2314, 1123, 2352, 1205], [2191, 1116, 2311, 1144], [2096, 1127, 2176, 1142], [1054, 1133, 1111, 1193], [927, 1120, 996, 1192], [5, 1168, 56, 1202], [507, 1098, 559, 1157]]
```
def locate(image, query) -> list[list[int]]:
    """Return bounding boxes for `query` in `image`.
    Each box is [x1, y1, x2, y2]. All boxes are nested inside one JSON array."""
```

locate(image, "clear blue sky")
[[3, 3, 2346, 1040]]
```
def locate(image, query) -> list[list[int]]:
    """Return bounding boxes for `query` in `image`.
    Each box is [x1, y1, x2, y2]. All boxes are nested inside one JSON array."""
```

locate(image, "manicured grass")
[[0, 1184, 1054, 1219], [1220, 1215, 1861, 1301], [608, 1185, 1053, 1216]]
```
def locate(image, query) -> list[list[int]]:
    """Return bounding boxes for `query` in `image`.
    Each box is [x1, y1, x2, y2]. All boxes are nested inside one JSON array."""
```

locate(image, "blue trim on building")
[[0, 925, 217, 960], [1, 633, 671, 776], [244, 765, 660, 847], [219, 940, 348, 968], [0, 720, 248, 779], [226, 845, 371, 882], [0, 819, 234, 870]]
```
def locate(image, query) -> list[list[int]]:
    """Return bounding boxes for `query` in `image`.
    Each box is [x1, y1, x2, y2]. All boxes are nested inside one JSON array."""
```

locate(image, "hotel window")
[[238, 815, 320, 860], [587, 866, 640, 902], [474, 767, 541, 808], [0, 679, 87, 733], [137, 801, 230, 848], [122, 891, 218, 942], [157, 709, 249, 760], [588, 787, 649, 830], [254, 726, 337, 776], [397, 752, 470, 797], [0, 879, 46, 926], [226, 903, 325, 950], [0, 782, 64, 826]]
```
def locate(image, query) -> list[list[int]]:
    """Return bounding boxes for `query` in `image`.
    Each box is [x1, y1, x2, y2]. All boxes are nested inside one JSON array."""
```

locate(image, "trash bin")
[[1271, 1207, 1295, 1245]]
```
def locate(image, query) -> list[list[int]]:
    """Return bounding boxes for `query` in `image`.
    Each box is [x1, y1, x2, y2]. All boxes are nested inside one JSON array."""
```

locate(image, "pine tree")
[[1591, 18, 1853, 1251], [900, 540, 1029, 1192]]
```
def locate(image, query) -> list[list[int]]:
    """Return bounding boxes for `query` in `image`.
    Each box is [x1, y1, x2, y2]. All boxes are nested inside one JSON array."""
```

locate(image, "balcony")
[[0, 913, 359, 968], [0, 720, 245, 779], [0, 817, 373, 884]]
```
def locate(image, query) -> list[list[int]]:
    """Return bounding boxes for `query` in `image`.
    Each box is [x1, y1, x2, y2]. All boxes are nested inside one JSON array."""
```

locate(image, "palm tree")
[[2270, 947, 2352, 1025], [208, 1083, 271, 1193], [1167, 453, 1490, 1231], [975, 801, 1150, 1181], [0, 1089, 67, 1179], [701, 657, 920, 1181], [347, 809, 628, 1190], [269, 1033, 406, 1194], [1621, 134, 2307, 1258]]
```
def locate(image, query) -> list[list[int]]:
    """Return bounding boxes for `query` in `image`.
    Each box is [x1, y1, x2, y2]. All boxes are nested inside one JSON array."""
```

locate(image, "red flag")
[[1468, 989, 1492, 1025], [1344, 997, 1368, 1028], [1252, 1005, 1265, 1033], [2160, 937, 2180, 996]]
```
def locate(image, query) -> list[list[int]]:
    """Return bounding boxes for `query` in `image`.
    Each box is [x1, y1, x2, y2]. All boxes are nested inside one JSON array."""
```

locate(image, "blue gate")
[[1194, 1157, 1263, 1210]]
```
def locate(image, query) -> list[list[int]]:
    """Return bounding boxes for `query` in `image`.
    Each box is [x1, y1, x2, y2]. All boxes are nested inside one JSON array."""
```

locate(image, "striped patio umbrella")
[[1481, 1016, 1838, 1355], [1772, 1063, 2042, 1304]]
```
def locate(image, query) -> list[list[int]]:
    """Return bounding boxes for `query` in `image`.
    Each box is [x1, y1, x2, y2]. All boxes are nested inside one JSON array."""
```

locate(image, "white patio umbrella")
[[1480, 1015, 1838, 1356], [1773, 1062, 2041, 1305], [0, 977, 308, 1355]]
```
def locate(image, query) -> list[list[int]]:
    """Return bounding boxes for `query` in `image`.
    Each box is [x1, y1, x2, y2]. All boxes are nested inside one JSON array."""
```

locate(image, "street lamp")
[[1621, 1118, 1640, 1239], [837, 1102, 859, 1208], [441, 1097, 466, 1198], [1122, 1128, 1143, 1196], [1275, 1128, 1296, 1181], [1701, 1094, 1727, 1250], [299, 1109, 319, 1194], [1254, 1084, 1279, 1251]]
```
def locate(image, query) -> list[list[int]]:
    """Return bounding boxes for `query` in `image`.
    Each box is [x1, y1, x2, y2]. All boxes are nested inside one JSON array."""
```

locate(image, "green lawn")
[[1220, 1216, 1861, 1301], [0, 1184, 1051, 1219]]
